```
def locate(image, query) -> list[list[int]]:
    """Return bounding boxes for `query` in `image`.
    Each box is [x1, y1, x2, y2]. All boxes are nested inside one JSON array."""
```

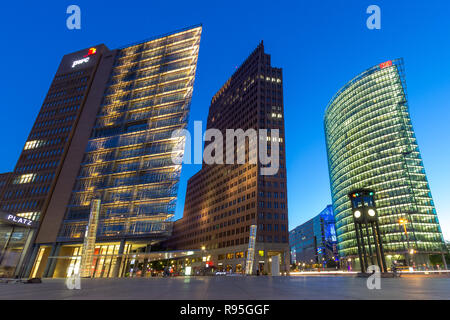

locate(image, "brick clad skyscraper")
[[0, 45, 109, 277], [168, 42, 289, 275]]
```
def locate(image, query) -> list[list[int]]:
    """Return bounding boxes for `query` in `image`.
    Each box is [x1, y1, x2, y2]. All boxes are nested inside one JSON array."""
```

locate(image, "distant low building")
[[289, 205, 338, 267]]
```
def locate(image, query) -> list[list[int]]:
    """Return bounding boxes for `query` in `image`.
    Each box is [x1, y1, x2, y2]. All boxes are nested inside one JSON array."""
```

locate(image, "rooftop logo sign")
[[84, 47, 96, 57], [379, 60, 392, 69], [72, 47, 96, 68]]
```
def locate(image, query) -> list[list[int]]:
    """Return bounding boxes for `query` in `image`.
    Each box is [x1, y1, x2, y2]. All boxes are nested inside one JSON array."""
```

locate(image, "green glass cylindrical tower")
[[324, 59, 446, 268]]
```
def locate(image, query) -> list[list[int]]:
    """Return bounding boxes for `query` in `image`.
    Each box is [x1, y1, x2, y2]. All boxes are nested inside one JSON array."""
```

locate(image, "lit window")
[[17, 212, 40, 221], [226, 253, 234, 259], [24, 140, 45, 150], [14, 173, 36, 184]]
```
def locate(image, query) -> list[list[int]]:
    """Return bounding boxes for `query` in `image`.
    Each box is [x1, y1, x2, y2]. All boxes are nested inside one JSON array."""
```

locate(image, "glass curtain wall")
[[324, 59, 445, 265], [57, 26, 202, 244]]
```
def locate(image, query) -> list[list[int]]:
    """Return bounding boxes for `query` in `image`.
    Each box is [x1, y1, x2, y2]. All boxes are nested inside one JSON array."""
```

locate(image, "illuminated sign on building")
[[84, 47, 97, 57], [379, 60, 392, 69], [0, 211, 37, 228], [72, 57, 89, 68], [72, 47, 97, 68]]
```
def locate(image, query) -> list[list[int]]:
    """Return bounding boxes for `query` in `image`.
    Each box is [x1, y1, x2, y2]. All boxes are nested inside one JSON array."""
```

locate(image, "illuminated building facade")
[[29, 26, 202, 279], [0, 26, 201, 278], [324, 59, 446, 269], [0, 44, 108, 277], [167, 42, 290, 275], [289, 205, 338, 267]]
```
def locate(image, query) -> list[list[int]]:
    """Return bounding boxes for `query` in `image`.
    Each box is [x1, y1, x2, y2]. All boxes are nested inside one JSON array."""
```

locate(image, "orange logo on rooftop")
[[84, 48, 97, 57]]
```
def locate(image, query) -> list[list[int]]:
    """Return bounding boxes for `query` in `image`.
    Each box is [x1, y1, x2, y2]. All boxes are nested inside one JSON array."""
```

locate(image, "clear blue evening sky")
[[1, 1, 449, 239]]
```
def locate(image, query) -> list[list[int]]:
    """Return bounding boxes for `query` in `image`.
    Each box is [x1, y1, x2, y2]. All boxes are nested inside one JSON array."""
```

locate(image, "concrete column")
[[142, 244, 151, 277], [122, 257, 131, 278], [442, 253, 448, 270], [21, 244, 39, 279], [271, 254, 280, 276], [111, 239, 125, 278], [283, 251, 290, 275], [14, 229, 35, 278], [43, 243, 60, 278], [47, 243, 61, 278]]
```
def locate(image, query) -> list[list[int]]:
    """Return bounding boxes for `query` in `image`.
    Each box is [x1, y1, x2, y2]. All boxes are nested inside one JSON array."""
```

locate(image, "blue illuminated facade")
[[289, 205, 338, 266]]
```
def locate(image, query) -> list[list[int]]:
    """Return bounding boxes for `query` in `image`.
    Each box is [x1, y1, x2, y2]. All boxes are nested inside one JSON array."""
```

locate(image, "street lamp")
[[201, 245, 206, 260], [200, 245, 211, 275]]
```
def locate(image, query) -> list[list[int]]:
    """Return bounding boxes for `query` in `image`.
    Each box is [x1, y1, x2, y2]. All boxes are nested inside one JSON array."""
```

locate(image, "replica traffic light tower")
[[348, 189, 387, 273]]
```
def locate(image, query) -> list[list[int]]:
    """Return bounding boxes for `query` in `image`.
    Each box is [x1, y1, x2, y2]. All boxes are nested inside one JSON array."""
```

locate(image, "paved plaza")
[[0, 275, 449, 300]]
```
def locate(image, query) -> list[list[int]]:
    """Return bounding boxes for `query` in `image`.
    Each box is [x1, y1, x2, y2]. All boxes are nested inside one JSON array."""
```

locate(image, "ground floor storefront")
[[26, 241, 290, 278], [28, 240, 203, 278], [186, 243, 290, 276], [0, 225, 32, 277], [0, 213, 37, 278], [342, 252, 447, 272]]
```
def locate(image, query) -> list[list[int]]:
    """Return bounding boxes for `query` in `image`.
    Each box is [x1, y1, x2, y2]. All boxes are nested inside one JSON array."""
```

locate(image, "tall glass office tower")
[[26, 26, 202, 278], [324, 59, 446, 268], [60, 30, 200, 242]]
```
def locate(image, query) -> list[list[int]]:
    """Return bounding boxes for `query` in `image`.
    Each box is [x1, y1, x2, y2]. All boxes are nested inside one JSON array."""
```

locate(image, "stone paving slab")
[[0, 276, 449, 300]]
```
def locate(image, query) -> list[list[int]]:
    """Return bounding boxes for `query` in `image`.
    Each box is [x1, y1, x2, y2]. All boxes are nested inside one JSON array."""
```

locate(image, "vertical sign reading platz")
[[245, 225, 257, 275], [79, 199, 101, 278]]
